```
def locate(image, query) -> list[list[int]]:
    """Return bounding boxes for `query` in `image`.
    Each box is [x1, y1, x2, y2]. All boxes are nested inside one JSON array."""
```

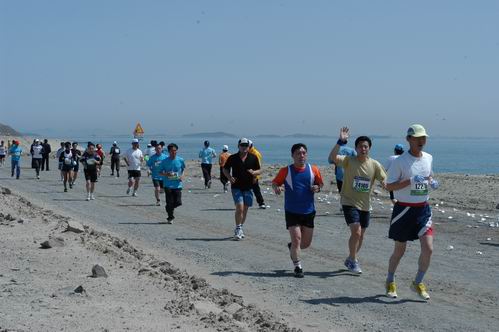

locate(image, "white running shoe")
[[90, 194, 95, 200], [233, 228, 243, 241], [86, 194, 91, 201], [132, 192, 137, 197]]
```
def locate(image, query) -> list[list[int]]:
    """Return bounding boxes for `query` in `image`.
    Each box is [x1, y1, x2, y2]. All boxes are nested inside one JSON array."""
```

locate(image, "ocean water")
[[65, 135, 499, 175]]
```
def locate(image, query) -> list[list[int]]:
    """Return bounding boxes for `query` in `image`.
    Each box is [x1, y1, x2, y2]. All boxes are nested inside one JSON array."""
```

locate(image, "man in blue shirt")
[[159, 143, 186, 224], [9, 140, 22, 179], [147, 144, 168, 206], [199, 140, 216, 189]]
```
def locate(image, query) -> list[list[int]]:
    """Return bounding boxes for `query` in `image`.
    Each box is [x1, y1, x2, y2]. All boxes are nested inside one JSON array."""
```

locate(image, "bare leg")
[[388, 241, 407, 274], [348, 223, 362, 261]]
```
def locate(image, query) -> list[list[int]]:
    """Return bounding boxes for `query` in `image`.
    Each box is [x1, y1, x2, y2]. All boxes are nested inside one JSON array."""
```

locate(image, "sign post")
[[133, 123, 145, 140]]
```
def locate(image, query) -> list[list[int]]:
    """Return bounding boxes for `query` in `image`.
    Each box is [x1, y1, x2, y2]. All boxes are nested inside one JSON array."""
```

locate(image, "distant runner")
[[0, 140, 6, 166], [56, 142, 65, 181], [59, 142, 75, 192], [95, 144, 105, 178], [383, 143, 405, 204], [223, 138, 261, 240], [159, 143, 186, 224], [328, 127, 386, 274], [124, 139, 144, 197], [70, 142, 82, 186], [199, 140, 216, 189], [272, 143, 323, 278], [249, 140, 266, 209], [146, 144, 167, 206], [30, 139, 44, 179], [385, 124, 437, 301], [109, 141, 121, 177], [81, 142, 101, 201], [41, 139, 51, 171], [9, 140, 22, 179], [218, 145, 231, 193]]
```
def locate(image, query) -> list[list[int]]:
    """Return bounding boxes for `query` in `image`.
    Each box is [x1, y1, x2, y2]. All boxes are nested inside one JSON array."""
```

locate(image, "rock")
[[66, 220, 85, 233], [40, 238, 65, 249], [224, 303, 243, 315], [17, 219, 24, 224], [91, 264, 108, 278], [496, 203, 499, 209], [192, 301, 223, 315], [1, 187, 12, 195], [74, 285, 86, 294]]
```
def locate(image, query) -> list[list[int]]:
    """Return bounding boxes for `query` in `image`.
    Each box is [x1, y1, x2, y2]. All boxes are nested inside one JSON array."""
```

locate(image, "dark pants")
[[336, 180, 343, 193], [32, 158, 41, 176], [165, 188, 182, 219], [111, 157, 120, 175], [252, 179, 264, 206], [220, 167, 228, 185], [41, 154, 50, 171], [389, 191, 394, 200], [11, 160, 20, 178], [201, 163, 212, 187]]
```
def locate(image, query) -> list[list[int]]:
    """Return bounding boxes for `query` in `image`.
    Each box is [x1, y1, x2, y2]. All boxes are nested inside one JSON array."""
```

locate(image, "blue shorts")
[[389, 203, 433, 242], [231, 188, 253, 206], [342, 205, 370, 228]]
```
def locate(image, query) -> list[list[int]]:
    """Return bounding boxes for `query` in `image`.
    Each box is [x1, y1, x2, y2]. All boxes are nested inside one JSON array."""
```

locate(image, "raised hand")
[[339, 127, 350, 141]]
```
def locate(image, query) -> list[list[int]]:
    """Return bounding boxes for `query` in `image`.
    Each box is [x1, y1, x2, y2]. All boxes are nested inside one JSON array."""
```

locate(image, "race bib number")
[[86, 159, 96, 165], [115, 149, 120, 154], [64, 158, 72, 165], [167, 172, 179, 180], [411, 181, 428, 196], [353, 176, 371, 193]]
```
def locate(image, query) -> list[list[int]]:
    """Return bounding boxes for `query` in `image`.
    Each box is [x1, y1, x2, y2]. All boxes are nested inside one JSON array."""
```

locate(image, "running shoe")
[[64, 188, 68, 192], [156, 200, 161, 206], [386, 282, 398, 298], [37, 175, 40, 179], [86, 194, 91, 201], [294, 267, 304, 278], [207, 180, 212, 188], [126, 188, 131, 195], [411, 281, 430, 300], [69, 183, 73, 189], [132, 192, 137, 197], [90, 194, 95, 200], [259, 204, 267, 209], [233, 228, 243, 241], [344, 258, 362, 274]]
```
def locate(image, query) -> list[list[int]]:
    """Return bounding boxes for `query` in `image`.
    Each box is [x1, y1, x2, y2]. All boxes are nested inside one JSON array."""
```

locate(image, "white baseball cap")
[[131, 138, 139, 144], [223, 145, 229, 151]]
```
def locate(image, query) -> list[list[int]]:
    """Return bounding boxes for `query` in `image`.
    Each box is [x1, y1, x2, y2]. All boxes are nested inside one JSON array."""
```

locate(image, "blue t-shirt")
[[199, 147, 216, 164], [335, 146, 356, 181], [159, 156, 186, 189], [9, 146, 22, 161], [147, 153, 167, 180]]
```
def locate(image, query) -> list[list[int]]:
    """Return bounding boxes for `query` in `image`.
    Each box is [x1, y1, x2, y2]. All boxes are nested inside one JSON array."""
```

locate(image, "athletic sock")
[[415, 270, 426, 284], [386, 272, 395, 283], [293, 260, 302, 269]]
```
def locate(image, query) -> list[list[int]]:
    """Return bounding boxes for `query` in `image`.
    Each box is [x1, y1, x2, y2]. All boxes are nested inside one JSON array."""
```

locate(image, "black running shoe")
[[294, 267, 304, 278]]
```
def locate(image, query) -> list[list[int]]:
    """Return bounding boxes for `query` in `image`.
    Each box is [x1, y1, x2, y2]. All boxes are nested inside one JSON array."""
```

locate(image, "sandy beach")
[[1, 158, 498, 331]]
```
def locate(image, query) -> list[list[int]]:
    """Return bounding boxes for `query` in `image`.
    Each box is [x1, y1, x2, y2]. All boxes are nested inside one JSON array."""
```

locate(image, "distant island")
[[0, 122, 22, 136], [182, 132, 237, 138]]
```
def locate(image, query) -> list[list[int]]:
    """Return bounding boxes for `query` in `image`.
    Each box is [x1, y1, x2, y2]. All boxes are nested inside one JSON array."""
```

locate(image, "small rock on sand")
[[1, 187, 12, 195], [224, 303, 243, 315], [66, 220, 85, 233], [192, 301, 223, 315], [74, 285, 86, 294], [91, 264, 108, 278], [40, 238, 65, 249]]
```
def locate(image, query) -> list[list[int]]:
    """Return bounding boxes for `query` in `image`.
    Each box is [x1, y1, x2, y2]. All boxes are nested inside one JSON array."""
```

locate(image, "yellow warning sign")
[[133, 123, 144, 138]]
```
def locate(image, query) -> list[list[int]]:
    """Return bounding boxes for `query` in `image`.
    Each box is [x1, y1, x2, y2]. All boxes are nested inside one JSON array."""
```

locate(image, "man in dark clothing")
[[109, 141, 121, 177], [41, 139, 51, 171]]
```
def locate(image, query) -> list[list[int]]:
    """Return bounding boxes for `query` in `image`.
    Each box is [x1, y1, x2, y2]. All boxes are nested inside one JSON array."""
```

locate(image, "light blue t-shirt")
[[147, 153, 168, 180], [159, 156, 186, 189], [199, 147, 216, 164], [334, 146, 357, 181], [9, 146, 23, 161]]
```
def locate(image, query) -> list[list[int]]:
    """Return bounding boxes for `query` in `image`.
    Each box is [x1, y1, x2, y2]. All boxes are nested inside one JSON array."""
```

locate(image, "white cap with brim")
[[132, 138, 139, 144], [238, 137, 250, 145], [407, 124, 429, 137], [223, 145, 229, 151]]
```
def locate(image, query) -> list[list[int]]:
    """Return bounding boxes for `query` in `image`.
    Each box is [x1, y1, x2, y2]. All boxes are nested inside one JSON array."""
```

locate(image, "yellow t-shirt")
[[337, 156, 386, 211], [249, 147, 263, 180]]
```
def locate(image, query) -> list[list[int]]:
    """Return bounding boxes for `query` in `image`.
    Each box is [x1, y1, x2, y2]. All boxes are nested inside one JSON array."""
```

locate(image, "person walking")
[[30, 139, 44, 179], [124, 139, 144, 197], [109, 141, 121, 177], [70, 142, 82, 186], [146, 144, 167, 206], [199, 140, 216, 189], [223, 138, 261, 240], [272, 143, 323, 278], [56, 142, 65, 181], [159, 143, 186, 223], [218, 145, 231, 193], [9, 140, 22, 179], [41, 139, 51, 171], [0, 140, 6, 167], [59, 142, 75, 192], [81, 142, 101, 201]]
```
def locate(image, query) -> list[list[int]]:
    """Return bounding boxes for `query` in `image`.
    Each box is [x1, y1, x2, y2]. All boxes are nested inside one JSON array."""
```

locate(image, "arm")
[[222, 166, 236, 184], [272, 167, 287, 195], [328, 127, 349, 165], [385, 179, 411, 192], [311, 166, 324, 193]]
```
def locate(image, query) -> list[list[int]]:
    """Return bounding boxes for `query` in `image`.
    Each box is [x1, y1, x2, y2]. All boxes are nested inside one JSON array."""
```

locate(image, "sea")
[[62, 135, 498, 175]]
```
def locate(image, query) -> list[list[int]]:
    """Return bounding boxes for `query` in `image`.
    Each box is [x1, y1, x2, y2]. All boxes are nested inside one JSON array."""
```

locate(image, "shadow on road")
[[53, 198, 89, 202], [301, 294, 426, 306], [176, 236, 234, 242], [200, 208, 234, 211], [212, 269, 360, 279], [116, 204, 157, 207], [480, 242, 499, 248], [118, 222, 170, 225]]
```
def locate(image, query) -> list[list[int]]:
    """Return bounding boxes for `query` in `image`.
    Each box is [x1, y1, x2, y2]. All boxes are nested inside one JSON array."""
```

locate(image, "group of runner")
[[2, 123, 437, 300]]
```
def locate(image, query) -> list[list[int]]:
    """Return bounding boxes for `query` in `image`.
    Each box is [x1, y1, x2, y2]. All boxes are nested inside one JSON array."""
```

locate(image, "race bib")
[[167, 172, 179, 180], [115, 149, 120, 154], [86, 158, 96, 165], [64, 158, 72, 165], [353, 176, 371, 193], [411, 180, 429, 196], [154, 161, 161, 166]]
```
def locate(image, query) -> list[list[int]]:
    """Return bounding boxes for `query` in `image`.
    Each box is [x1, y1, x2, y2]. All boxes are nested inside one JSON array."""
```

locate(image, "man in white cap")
[[218, 145, 231, 192], [30, 139, 44, 179], [385, 124, 438, 300], [223, 138, 261, 240], [124, 139, 144, 196]]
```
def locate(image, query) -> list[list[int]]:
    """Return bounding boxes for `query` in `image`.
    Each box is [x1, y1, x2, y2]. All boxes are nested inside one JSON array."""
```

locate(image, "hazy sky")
[[1, 1, 498, 137]]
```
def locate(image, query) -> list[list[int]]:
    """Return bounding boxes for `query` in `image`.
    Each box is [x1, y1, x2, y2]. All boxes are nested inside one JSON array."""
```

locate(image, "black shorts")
[[152, 179, 164, 188], [128, 170, 141, 179], [389, 203, 433, 242], [0, 155, 5, 160], [31, 158, 41, 169], [336, 180, 343, 192], [342, 205, 370, 228], [61, 164, 73, 172], [84, 169, 98, 183], [73, 163, 79, 172], [285, 211, 315, 229]]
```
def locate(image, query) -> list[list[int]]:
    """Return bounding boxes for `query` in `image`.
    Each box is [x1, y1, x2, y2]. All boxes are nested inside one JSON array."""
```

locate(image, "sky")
[[1, 0, 498, 138]]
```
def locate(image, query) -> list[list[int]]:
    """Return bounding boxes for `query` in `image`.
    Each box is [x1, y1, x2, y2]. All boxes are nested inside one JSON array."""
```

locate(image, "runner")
[[222, 138, 261, 240], [80, 142, 101, 201], [30, 139, 44, 179], [328, 127, 386, 274], [70, 142, 82, 186], [218, 145, 231, 193], [385, 124, 438, 300], [109, 141, 121, 177], [272, 143, 323, 278], [144, 142, 155, 177], [124, 139, 144, 197], [199, 140, 216, 189], [9, 140, 22, 179], [41, 139, 51, 171], [328, 142, 356, 193], [146, 144, 167, 206], [158, 143, 186, 223], [383, 144, 405, 204], [59, 142, 75, 192], [56, 142, 65, 181], [95, 144, 105, 178], [0, 140, 6, 167], [249, 140, 266, 209]]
